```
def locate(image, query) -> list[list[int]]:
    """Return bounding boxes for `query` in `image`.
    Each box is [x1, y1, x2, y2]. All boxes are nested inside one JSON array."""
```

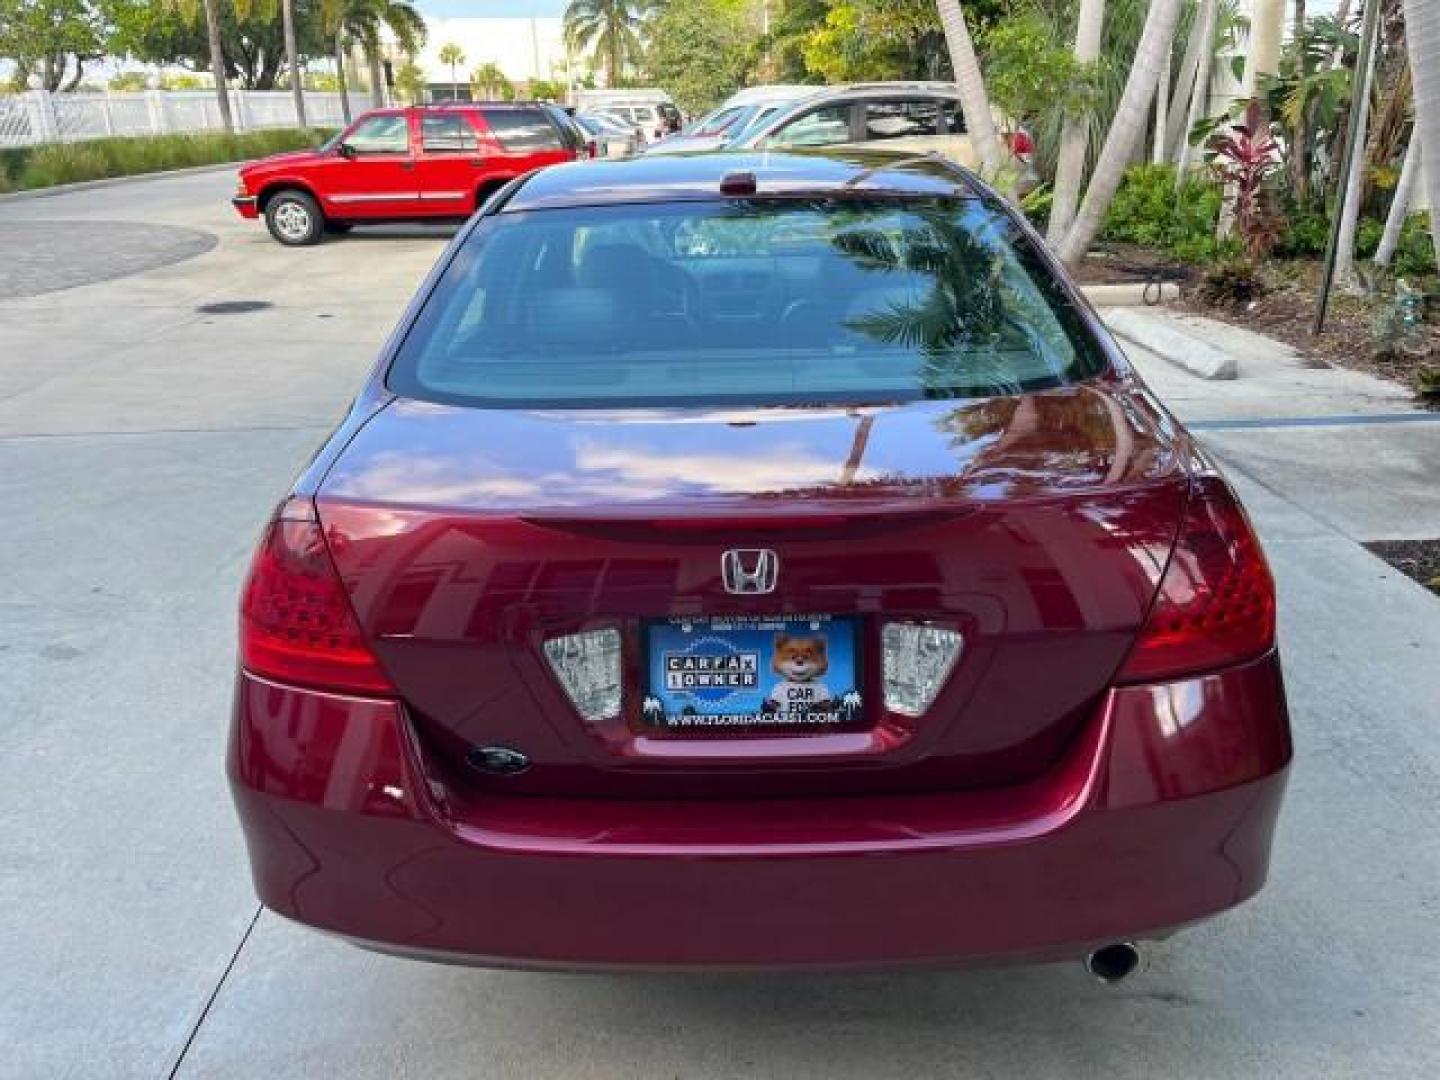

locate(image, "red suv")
[[232, 103, 591, 245]]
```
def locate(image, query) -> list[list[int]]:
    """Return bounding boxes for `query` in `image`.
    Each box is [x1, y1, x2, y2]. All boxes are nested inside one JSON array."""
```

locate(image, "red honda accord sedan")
[[228, 151, 1290, 977]]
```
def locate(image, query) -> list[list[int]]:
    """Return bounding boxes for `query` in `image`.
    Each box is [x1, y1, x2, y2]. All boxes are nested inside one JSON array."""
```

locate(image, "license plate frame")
[[639, 614, 865, 735]]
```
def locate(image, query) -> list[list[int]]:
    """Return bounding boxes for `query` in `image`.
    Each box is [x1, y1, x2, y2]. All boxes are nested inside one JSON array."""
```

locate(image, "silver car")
[[726, 83, 1034, 183]]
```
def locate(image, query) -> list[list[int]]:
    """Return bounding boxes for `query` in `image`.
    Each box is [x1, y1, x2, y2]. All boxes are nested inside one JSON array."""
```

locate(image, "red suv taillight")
[[1116, 476, 1275, 684], [239, 498, 395, 695]]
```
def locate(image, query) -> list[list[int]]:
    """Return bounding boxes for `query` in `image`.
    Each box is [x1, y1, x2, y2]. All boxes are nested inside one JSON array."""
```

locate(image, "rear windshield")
[[388, 197, 1108, 408]]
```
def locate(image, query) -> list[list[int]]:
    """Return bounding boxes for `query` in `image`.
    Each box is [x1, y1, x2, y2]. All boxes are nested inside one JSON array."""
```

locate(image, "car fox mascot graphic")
[[765, 634, 834, 717]]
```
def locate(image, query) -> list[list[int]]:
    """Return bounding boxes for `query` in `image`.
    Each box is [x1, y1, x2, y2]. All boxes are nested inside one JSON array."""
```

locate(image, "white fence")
[[0, 87, 358, 149]]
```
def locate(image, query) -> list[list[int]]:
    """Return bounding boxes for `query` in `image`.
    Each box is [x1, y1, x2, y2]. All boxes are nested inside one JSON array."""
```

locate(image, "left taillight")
[[239, 498, 395, 695]]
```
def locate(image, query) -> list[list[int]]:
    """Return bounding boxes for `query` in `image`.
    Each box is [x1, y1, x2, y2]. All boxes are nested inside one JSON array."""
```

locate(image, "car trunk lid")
[[316, 382, 1188, 797]]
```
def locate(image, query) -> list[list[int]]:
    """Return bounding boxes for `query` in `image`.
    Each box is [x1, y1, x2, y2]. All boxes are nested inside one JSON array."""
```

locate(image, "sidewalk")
[[1110, 306, 1440, 542]]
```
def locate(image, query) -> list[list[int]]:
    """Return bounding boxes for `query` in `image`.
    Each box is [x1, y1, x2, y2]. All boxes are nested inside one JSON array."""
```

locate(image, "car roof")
[[500, 150, 981, 212]]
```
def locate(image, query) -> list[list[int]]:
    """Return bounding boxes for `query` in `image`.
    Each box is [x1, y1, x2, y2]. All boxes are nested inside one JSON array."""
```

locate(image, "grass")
[[0, 128, 336, 194]]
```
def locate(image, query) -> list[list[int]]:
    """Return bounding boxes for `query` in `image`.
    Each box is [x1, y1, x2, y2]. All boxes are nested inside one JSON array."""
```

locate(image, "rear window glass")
[[482, 108, 561, 152], [421, 114, 478, 152], [388, 198, 1107, 409]]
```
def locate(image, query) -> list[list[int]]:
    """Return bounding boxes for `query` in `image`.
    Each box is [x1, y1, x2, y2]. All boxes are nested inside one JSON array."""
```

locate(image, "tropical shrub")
[[1208, 100, 1285, 261], [1273, 203, 1330, 257], [1196, 255, 1267, 307], [1098, 164, 1226, 262]]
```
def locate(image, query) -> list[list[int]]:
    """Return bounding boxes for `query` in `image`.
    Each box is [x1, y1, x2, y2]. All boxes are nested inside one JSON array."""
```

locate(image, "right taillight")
[[1116, 476, 1276, 684], [239, 498, 395, 695]]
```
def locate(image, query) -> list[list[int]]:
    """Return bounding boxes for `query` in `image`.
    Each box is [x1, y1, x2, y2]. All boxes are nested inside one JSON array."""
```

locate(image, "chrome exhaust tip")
[[1084, 942, 1142, 984]]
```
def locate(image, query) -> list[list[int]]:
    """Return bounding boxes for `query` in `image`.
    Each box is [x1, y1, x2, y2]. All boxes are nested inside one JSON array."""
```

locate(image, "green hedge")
[[1098, 164, 1229, 263], [0, 128, 336, 194]]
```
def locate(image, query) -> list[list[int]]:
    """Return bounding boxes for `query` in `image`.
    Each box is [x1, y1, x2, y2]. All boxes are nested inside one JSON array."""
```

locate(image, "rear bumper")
[[231, 195, 259, 219], [228, 653, 1291, 970]]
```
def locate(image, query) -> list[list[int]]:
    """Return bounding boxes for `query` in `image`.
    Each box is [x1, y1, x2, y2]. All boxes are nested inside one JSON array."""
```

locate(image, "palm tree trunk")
[[1241, 0, 1287, 98], [1334, 37, 1378, 285], [1175, 0, 1219, 182], [201, 0, 234, 132], [1152, 50, 1170, 163], [281, 0, 307, 128], [335, 34, 352, 124], [1057, 0, 1186, 266], [1164, 0, 1210, 156], [1047, 0, 1106, 244], [368, 43, 386, 109], [936, 0, 1005, 178], [1375, 133, 1421, 266], [1331, 0, 1353, 68], [1403, 0, 1440, 267]]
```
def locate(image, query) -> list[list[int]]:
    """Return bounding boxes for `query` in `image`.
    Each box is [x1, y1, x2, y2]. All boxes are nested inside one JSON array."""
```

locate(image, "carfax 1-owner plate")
[[641, 615, 864, 734]]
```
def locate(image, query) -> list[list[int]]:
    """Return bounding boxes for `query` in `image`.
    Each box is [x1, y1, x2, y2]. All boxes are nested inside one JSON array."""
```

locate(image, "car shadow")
[[336, 223, 462, 242]]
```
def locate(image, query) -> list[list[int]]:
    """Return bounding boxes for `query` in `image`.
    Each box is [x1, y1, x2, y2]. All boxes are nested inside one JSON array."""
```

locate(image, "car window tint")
[[696, 107, 743, 136], [943, 102, 967, 134], [483, 109, 562, 152], [865, 100, 944, 141], [345, 114, 409, 153], [768, 105, 852, 148], [421, 114, 478, 152], [389, 198, 1109, 409]]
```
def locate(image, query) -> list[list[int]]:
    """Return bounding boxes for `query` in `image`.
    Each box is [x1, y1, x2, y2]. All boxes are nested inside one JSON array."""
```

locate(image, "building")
[[413, 17, 571, 99]]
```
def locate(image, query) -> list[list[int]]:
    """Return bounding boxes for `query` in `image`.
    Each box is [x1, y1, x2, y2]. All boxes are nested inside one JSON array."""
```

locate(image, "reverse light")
[[882, 622, 964, 717], [239, 501, 395, 695], [544, 628, 622, 721], [1116, 476, 1275, 684]]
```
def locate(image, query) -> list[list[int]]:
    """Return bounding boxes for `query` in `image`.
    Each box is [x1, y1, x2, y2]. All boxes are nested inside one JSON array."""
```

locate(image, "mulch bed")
[[1073, 242, 1197, 288], [1073, 248, 1437, 403], [1363, 539, 1440, 596]]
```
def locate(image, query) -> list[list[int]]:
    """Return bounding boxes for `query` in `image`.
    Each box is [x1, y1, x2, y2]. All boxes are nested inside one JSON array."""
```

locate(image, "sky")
[[417, 1, 568, 17]]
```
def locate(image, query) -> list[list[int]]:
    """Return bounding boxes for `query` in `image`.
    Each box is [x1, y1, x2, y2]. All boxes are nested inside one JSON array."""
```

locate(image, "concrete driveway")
[[1, 171, 1437, 1080]]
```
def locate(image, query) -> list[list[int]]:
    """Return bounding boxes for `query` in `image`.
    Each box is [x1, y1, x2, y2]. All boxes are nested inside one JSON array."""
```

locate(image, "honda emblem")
[[721, 549, 779, 595]]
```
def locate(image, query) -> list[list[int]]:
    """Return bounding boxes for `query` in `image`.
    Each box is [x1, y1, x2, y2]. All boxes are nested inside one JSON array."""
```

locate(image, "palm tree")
[[471, 62, 511, 101], [1047, 0, 1106, 244], [1241, 0, 1287, 98], [563, 0, 646, 88], [281, 0, 307, 127], [1333, 36, 1378, 284], [439, 42, 466, 100], [1056, 0, 1186, 266], [1399, 0, 1434, 264], [324, 0, 426, 110], [168, 0, 235, 131], [1375, 134, 1420, 267], [936, 0, 1004, 178], [1173, 0, 1219, 180]]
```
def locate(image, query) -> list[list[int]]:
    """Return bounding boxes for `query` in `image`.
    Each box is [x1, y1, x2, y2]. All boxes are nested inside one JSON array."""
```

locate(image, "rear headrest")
[[577, 243, 653, 289], [525, 288, 620, 344]]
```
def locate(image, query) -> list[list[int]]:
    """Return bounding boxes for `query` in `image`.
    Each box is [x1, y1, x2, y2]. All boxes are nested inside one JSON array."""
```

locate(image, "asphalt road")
[[1, 170, 1437, 1080]]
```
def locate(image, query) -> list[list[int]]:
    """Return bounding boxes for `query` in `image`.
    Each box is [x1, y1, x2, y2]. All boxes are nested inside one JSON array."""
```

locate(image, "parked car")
[[575, 111, 641, 158], [574, 88, 682, 141], [231, 102, 591, 245], [727, 83, 1036, 185], [645, 87, 816, 156], [229, 150, 1290, 974]]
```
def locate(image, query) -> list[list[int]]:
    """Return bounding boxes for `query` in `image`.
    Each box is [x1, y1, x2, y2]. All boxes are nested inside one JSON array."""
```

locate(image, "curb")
[[0, 161, 240, 204], [1105, 306, 1239, 380], [1081, 281, 1181, 307]]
